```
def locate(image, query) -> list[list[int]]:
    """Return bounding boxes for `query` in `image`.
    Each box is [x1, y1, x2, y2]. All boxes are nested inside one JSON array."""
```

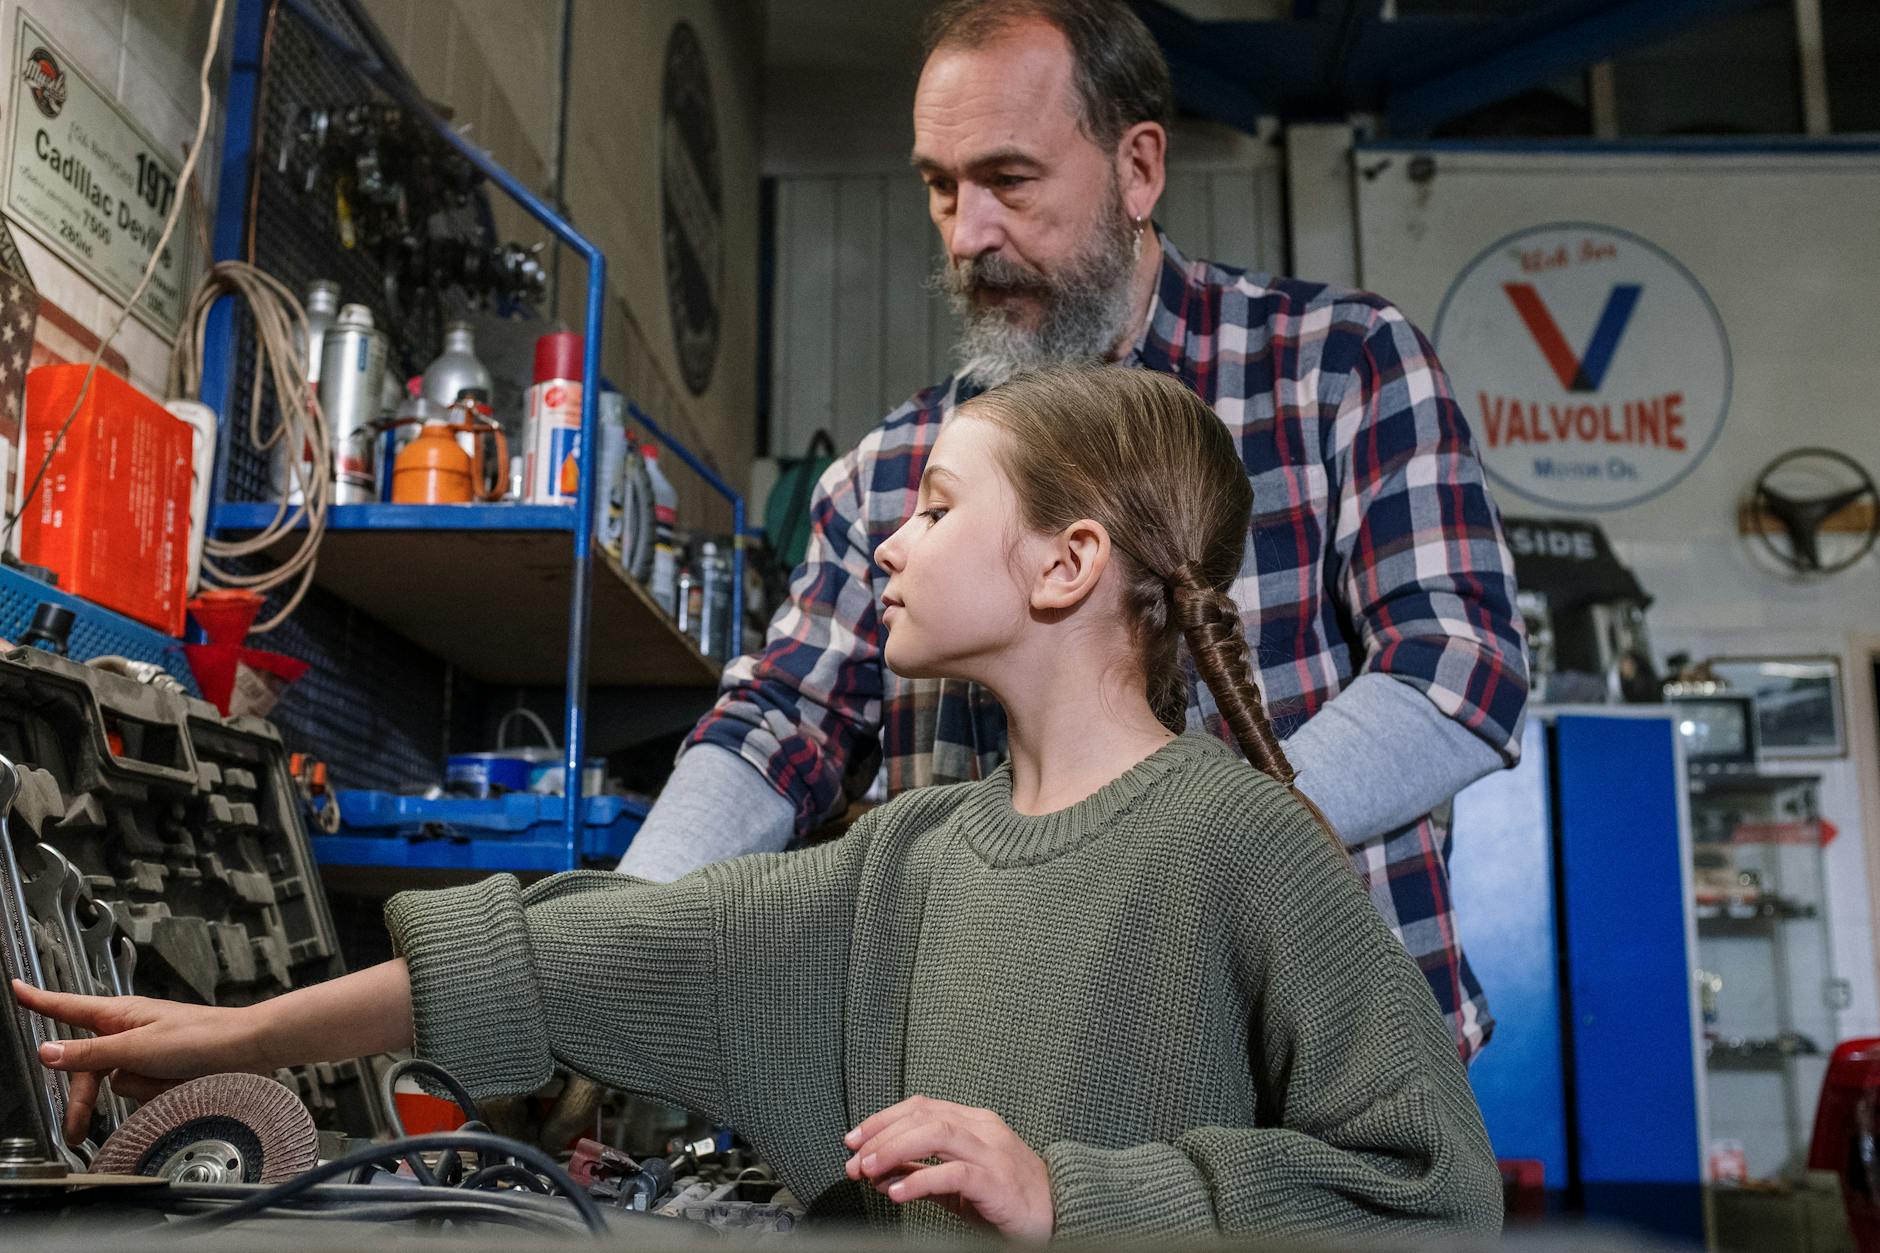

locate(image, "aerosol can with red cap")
[[523, 331, 583, 503]]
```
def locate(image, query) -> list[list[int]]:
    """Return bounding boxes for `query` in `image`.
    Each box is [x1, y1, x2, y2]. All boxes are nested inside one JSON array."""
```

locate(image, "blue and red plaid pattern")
[[689, 234, 1528, 1060]]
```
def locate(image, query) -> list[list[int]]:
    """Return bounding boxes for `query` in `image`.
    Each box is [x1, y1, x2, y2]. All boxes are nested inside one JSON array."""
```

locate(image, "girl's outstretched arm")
[[16, 959, 414, 1143]]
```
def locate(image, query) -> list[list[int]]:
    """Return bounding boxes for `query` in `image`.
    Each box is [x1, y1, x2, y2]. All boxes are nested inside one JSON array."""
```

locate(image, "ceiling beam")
[[1134, 1, 1272, 133], [1388, 0, 1779, 134]]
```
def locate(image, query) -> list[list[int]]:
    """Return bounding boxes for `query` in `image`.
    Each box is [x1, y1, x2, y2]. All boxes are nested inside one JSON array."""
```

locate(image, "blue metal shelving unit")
[[199, 0, 744, 868]]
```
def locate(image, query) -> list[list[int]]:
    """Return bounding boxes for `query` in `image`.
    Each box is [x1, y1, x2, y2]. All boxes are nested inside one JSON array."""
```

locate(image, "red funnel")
[[188, 589, 263, 645]]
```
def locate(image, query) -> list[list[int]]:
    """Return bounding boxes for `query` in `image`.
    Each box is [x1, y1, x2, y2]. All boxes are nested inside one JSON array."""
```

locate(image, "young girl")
[[17, 365, 1502, 1240]]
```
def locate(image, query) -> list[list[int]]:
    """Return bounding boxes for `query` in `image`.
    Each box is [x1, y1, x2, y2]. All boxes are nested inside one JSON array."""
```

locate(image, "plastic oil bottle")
[[644, 443, 679, 616]]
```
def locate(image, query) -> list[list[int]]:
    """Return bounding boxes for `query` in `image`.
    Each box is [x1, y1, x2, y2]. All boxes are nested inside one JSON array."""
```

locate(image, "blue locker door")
[[1453, 721, 1571, 1187], [1555, 713, 1705, 1242]]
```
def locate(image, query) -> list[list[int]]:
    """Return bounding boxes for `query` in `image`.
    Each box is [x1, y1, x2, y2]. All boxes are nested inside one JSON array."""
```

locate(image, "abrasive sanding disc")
[[91, 1072, 318, 1183]]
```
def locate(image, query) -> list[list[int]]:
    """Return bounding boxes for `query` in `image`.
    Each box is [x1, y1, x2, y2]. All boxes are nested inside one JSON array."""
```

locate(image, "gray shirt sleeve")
[[615, 743, 796, 880], [1284, 672, 1506, 847]]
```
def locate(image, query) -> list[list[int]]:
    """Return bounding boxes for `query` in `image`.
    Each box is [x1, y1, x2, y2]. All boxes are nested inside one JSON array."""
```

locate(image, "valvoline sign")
[[1432, 222, 1731, 511]]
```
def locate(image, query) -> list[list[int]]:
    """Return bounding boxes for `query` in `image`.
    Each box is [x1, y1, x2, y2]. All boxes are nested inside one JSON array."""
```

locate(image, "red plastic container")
[[20, 364, 192, 634]]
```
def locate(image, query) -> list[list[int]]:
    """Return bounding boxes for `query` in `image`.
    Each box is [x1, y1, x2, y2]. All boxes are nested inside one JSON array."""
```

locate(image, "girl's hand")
[[844, 1095, 1053, 1240], [10, 979, 268, 1145]]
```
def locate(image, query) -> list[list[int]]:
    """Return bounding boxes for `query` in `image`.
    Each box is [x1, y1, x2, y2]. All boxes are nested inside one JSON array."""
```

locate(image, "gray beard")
[[933, 194, 1140, 389]]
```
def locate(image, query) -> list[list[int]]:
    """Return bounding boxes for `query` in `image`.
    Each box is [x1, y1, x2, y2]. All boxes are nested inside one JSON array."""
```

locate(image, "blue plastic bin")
[[312, 790, 648, 873]]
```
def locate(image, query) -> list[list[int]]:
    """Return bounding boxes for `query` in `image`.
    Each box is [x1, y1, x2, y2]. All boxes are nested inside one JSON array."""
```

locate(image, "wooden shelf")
[[212, 503, 721, 688]]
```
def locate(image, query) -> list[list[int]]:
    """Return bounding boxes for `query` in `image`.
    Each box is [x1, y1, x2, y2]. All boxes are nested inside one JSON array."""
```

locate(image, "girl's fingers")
[[845, 1108, 929, 1177], [37, 1023, 142, 1076], [881, 1159, 980, 1206], [845, 1095, 929, 1147], [62, 1070, 100, 1145], [851, 1117, 984, 1182], [11, 980, 127, 1033]]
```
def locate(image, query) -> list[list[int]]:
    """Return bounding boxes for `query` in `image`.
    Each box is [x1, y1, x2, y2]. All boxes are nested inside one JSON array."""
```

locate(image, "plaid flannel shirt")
[[689, 233, 1528, 1060]]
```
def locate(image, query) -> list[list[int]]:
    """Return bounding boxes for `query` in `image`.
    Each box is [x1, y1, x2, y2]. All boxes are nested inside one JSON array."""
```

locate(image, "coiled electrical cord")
[[375, 1056, 486, 1187], [167, 260, 332, 633], [163, 1130, 607, 1236]]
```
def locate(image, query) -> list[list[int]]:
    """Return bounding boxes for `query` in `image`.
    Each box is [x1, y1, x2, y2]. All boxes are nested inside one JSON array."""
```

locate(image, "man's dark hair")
[[921, 0, 1173, 152]]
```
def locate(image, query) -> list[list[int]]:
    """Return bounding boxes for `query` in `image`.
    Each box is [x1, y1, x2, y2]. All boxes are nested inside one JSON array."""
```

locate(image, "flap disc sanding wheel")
[[91, 1073, 318, 1184]]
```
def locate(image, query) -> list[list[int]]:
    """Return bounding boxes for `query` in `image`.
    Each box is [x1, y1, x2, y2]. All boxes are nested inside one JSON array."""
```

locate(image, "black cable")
[[376, 1057, 484, 1187], [153, 1195, 577, 1235], [161, 1131, 606, 1236], [459, 1162, 553, 1194], [119, 1179, 603, 1236]]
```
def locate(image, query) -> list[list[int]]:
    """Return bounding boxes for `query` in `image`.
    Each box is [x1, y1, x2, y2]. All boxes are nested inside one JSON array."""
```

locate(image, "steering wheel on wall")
[[1748, 447, 1880, 575]]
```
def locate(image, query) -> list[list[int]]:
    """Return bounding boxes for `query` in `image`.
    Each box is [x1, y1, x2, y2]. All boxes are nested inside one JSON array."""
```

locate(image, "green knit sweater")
[[385, 734, 1503, 1240]]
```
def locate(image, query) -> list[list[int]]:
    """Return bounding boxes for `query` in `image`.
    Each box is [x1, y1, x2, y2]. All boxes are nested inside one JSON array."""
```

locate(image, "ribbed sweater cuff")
[[1043, 1139, 1214, 1240], [385, 875, 553, 1099]]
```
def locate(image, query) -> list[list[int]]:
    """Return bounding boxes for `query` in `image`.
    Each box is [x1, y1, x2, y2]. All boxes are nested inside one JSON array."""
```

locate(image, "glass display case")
[[1687, 766, 1844, 1184]]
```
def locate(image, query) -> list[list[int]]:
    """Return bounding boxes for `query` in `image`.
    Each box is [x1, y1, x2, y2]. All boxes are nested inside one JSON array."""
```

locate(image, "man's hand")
[[11, 979, 268, 1145], [844, 1095, 1053, 1240]]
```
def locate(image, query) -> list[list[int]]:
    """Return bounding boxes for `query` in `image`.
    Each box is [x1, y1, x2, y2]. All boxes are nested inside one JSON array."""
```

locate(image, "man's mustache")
[[945, 253, 1052, 298]]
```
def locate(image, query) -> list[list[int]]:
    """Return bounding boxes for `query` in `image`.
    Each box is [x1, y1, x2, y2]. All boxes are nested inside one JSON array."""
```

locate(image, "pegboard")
[[223, 0, 472, 504], [225, 554, 480, 793], [0, 566, 196, 692], [212, 0, 498, 791]]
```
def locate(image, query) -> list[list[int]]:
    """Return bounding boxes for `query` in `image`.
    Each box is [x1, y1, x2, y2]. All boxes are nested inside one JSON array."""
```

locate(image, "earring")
[[1131, 215, 1146, 262]]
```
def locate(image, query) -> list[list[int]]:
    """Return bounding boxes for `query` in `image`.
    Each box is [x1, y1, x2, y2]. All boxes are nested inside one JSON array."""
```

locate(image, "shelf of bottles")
[[1690, 771, 1842, 1186]]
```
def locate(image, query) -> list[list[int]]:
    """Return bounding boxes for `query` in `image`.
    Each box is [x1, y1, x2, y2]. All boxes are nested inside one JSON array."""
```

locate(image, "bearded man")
[[619, 0, 1528, 1063]]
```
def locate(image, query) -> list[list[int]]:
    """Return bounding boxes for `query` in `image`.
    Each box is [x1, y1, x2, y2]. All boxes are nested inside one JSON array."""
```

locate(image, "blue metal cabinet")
[[1453, 708, 1705, 1243]]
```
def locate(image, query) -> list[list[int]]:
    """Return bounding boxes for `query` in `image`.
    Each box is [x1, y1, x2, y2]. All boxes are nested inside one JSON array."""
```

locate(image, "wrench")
[[24, 847, 94, 998], [23, 844, 128, 1125], [79, 897, 127, 997], [74, 896, 131, 1125], [115, 934, 137, 995], [0, 756, 70, 1152]]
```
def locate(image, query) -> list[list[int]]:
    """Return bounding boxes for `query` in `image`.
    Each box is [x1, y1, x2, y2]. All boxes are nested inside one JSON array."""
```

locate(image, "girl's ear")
[[1031, 518, 1111, 612]]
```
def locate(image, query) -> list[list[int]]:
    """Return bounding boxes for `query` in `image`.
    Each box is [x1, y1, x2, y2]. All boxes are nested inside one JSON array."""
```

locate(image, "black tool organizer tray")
[[0, 648, 382, 1152]]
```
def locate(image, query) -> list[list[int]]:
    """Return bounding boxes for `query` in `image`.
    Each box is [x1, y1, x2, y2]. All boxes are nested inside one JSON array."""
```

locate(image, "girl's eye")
[[921, 507, 948, 525]]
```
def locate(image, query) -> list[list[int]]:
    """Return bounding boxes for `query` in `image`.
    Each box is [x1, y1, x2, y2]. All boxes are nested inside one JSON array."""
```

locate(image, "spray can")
[[676, 564, 698, 640], [698, 541, 731, 658], [644, 443, 679, 615], [319, 304, 388, 505], [524, 332, 582, 502]]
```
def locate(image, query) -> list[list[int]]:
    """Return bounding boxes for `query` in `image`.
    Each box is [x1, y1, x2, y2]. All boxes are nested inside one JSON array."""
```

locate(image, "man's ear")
[[1116, 120, 1166, 223], [1032, 519, 1111, 612]]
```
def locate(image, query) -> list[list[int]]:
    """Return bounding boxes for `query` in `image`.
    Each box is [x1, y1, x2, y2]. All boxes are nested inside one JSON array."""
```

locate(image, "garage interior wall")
[[360, 0, 762, 532], [0, 0, 229, 396], [766, 101, 1287, 457], [1353, 146, 1880, 1040]]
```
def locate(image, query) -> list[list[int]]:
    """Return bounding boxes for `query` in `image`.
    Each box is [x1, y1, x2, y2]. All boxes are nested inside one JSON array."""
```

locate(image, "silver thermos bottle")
[[319, 304, 388, 505], [423, 320, 494, 465]]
